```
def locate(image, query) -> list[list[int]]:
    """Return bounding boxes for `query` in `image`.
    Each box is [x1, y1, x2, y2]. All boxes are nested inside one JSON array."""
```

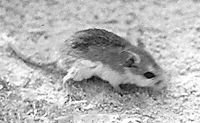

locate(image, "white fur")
[[63, 59, 167, 90]]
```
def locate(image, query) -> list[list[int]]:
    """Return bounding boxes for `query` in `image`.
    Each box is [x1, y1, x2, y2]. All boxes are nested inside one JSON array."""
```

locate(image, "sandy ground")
[[0, 0, 200, 123]]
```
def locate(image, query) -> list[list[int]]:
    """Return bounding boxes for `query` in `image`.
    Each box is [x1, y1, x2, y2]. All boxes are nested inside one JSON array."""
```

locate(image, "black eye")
[[123, 57, 137, 68], [144, 72, 156, 79]]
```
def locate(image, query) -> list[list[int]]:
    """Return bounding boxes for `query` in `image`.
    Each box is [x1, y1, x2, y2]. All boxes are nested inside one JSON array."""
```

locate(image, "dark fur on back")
[[71, 28, 131, 50], [61, 28, 133, 73]]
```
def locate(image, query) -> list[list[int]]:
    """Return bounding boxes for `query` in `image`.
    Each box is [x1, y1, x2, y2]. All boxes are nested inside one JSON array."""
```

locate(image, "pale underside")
[[62, 59, 167, 92]]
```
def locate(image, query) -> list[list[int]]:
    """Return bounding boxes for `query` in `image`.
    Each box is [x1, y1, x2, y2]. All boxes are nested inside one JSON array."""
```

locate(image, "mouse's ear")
[[127, 51, 141, 64], [123, 56, 139, 68], [120, 50, 141, 68]]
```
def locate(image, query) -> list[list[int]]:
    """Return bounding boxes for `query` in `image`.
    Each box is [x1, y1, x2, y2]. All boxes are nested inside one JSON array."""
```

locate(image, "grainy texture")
[[0, 0, 200, 123]]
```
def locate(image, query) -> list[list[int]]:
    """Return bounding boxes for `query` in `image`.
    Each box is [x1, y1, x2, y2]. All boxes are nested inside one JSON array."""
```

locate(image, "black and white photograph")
[[0, 0, 199, 122]]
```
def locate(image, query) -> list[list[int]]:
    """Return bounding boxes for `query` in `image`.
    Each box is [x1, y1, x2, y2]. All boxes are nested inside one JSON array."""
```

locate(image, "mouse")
[[4, 28, 169, 94]]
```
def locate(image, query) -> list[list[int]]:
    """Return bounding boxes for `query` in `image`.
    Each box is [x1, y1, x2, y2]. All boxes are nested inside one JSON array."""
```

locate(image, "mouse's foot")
[[66, 92, 79, 102], [61, 78, 78, 104]]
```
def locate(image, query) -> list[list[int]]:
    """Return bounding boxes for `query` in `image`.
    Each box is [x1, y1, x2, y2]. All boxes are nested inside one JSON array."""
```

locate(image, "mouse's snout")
[[150, 70, 170, 90]]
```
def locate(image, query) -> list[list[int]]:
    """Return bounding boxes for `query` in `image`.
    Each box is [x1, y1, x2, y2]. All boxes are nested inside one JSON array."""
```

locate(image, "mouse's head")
[[119, 44, 169, 90]]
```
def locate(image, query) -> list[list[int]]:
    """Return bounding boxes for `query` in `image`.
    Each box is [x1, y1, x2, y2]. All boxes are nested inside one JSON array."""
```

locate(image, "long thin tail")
[[2, 33, 56, 68]]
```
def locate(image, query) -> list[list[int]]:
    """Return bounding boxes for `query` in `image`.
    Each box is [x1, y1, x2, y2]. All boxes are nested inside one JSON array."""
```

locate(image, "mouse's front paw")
[[111, 84, 129, 95]]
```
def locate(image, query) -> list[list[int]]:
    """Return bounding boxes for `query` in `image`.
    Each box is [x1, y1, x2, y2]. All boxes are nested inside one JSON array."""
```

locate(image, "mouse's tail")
[[2, 33, 58, 70]]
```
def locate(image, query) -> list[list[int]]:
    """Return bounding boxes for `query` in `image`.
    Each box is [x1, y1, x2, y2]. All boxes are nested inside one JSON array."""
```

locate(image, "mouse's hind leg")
[[62, 66, 88, 102], [62, 66, 77, 87], [62, 63, 96, 88]]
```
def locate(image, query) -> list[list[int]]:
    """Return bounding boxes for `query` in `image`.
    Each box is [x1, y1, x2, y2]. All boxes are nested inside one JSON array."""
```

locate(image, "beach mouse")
[[4, 28, 169, 93]]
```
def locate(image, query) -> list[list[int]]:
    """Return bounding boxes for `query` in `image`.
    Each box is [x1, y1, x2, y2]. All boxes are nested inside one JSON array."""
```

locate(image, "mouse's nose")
[[152, 72, 170, 90]]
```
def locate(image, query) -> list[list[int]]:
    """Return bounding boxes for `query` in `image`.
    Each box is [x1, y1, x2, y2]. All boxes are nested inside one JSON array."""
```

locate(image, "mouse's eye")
[[143, 72, 156, 79], [123, 57, 137, 68]]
